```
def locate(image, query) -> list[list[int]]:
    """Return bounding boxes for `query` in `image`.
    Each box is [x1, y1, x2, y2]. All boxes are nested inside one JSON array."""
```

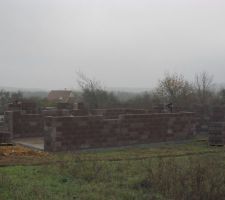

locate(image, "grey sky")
[[0, 0, 225, 90]]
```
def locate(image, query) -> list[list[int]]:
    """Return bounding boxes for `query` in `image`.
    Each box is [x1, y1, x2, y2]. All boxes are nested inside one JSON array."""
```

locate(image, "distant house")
[[47, 90, 75, 103]]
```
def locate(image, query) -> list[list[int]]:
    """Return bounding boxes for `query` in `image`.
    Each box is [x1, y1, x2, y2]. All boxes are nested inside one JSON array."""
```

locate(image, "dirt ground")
[[0, 145, 49, 166]]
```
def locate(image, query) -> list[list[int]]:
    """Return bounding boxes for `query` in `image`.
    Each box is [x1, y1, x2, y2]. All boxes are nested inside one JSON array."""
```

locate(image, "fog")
[[0, 0, 225, 90]]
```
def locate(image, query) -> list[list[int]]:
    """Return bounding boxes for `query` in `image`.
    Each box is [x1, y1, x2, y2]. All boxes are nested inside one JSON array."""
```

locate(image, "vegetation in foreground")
[[0, 140, 225, 200]]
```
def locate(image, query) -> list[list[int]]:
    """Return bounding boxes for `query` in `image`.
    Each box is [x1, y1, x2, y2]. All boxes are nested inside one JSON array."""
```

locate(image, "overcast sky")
[[0, 0, 225, 90]]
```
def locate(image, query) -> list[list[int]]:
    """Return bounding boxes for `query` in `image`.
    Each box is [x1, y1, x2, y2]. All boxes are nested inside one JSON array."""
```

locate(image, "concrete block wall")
[[5, 111, 44, 138], [208, 106, 225, 146], [192, 105, 211, 134], [42, 109, 71, 117], [44, 115, 107, 151], [71, 109, 89, 116], [44, 112, 196, 151], [191, 105, 225, 134], [0, 131, 11, 143], [42, 109, 89, 117], [91, 108, 147, 119], [211, 106, 225, 122], [119, 112, 195, 142], [8, 101, 37, 114]]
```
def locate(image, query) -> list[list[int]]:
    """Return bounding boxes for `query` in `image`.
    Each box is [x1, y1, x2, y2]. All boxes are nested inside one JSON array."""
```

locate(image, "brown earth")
[[0, 145, 49, 166]]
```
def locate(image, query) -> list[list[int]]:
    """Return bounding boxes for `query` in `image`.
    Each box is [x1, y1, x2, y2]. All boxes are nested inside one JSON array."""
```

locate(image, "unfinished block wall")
[[211, 106, 225, 122], [0, 131, 11, 143], [5, 111, 44, 138], [44, 112, 196, 151], [91, 109, 147, 119]]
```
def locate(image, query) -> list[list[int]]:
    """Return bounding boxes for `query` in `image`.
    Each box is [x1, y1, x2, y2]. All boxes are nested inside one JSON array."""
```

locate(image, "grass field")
[[0, 139, 225, 200]]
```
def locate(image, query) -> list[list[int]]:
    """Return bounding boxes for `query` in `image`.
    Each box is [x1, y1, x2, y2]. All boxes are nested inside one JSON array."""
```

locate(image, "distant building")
[[47, 90, 75, 103]]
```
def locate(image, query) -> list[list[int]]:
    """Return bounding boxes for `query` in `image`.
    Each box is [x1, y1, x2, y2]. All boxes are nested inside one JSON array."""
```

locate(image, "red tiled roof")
[[47, 90, 72, 102]]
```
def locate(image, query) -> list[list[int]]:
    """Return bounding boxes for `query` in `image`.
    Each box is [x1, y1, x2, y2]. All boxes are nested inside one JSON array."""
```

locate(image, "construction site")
[[0, 99, 224, 156]]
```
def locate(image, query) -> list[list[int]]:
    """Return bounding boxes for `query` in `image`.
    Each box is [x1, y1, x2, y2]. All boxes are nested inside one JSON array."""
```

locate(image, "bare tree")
[[76, 71, 103, 91], [194, 71, 213, 105], [154, 73, 193, 107], [76, 72, 119, 109]]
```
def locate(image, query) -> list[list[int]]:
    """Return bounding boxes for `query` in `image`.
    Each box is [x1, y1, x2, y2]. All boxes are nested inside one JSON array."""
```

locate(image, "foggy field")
[[0, 139, 225, 200]]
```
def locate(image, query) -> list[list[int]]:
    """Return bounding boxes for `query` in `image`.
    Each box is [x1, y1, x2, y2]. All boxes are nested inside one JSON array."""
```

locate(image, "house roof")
[[47, 90, 72, 102]]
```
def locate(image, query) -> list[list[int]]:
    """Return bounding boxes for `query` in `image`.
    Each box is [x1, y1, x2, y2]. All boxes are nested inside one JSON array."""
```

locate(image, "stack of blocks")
[[208, 106, 225, 146], [208, 122, 225, 146]]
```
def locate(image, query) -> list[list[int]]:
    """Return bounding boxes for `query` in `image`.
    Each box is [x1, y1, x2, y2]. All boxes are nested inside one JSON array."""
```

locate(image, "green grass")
[[0, 139, 225, 200]]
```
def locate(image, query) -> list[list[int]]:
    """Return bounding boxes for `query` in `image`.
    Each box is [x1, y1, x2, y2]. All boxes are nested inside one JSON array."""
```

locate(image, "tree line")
[[77, 71, 225, 110], [1, 71, 225, 113]]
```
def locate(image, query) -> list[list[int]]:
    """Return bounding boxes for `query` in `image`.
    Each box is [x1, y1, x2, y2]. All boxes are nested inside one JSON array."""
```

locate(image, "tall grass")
[[134, 157, 225, 200], [0, 153, 225, 199], [62, 154, 225, 200]]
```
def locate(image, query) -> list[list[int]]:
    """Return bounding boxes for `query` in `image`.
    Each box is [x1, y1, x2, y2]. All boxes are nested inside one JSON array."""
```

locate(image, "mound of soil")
[[0, 145, 47, 157]]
